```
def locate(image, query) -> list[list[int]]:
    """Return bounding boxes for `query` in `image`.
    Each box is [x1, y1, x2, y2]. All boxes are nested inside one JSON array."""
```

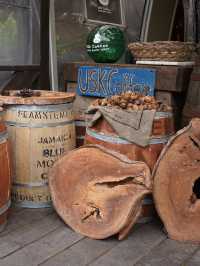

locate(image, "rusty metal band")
[[142, 197, 153, 205], [0, 131, 8, 144], [5, 120, 74, 128], [154, 112, 173, 119], [86, 128, 171, 145], [77, 136, 85, 140], [137, 216, 153, 224], [12, 181, 49, 188], [13, 201, 52, 209], [6, 103, 73, 112], [75, 120, 86, 127], [0, 200, 11, 216]]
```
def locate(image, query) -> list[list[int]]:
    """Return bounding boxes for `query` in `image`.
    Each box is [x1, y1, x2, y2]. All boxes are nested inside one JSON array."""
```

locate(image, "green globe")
[[86, 25, 125, 63]]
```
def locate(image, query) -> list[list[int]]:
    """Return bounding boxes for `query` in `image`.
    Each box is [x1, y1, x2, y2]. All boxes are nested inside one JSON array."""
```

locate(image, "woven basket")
[[128, 41, 195, 62]]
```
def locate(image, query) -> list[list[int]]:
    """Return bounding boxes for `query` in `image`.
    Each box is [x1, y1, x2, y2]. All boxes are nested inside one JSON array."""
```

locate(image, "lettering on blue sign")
[[77, 66, 155, 97]]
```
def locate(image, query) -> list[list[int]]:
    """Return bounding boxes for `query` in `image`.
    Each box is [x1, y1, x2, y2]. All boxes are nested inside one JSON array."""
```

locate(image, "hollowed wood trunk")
[[153, 118, 200, 243]]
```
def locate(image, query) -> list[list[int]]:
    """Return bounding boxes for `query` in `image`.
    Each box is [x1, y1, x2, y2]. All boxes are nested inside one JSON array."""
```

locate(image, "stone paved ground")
[[0, 208, 199, 266]]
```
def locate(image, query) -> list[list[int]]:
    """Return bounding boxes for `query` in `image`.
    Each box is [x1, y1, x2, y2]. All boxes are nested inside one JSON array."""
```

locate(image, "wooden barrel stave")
[[75, 119, 86, 148], [0, 114, 11, 232], [1, 93, 76, 208], [85, 112, 174, 171], [139, 196, 155, 224]]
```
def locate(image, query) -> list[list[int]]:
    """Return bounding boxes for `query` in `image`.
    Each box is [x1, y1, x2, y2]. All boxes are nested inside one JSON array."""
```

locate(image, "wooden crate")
[[63, 62, 193, 93]]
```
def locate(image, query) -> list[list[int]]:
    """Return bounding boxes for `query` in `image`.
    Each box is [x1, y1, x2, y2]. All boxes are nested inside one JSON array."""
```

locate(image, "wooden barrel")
[[85, 111, 174, 171], [0, 107, 11, 231], [0, 91, 75, 208], [75, 118, 86, 148], [138, 196, 155, 224]]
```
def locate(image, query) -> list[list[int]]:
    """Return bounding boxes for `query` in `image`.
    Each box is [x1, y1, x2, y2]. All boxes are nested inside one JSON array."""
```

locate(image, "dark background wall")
[[54, 0, 146, 85], [54, 0, 145, 63]]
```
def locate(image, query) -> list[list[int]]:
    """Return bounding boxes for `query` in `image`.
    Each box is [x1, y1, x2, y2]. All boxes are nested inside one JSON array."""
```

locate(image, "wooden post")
[[195, 0, 200, 42], [40, 0, 50, 89], [182, 0, 198, 41], [49, 0, 59, 91]]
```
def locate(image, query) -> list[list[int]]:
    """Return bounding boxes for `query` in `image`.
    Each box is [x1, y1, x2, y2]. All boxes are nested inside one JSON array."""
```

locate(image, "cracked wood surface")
[[49, 146, 152, 240], [0, 207, 199, 266], [153, 118, 200, 243]]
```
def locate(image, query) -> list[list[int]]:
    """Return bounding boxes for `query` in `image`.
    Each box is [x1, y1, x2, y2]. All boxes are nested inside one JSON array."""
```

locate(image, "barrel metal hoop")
[[142, 197, 154, 204], [13, 201, 52, 209], [0, 132, 8, 144], [12, 181, 49, 188], [75, 121, 86, 127], [76, 136, 85, 140], [149, 135, 172, 144], [137, 216, 153, 224], [5, 120, 74, 128], [0, 200, 11, 216], [86, 128, 171, 145], [154, 112, 172, 119], [6, 103, 73, 112], [86, 128, 130, 144]]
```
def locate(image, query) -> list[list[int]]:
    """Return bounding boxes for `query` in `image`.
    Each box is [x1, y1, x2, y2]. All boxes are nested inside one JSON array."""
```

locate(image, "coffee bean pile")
[[92, 91, 171, 112]]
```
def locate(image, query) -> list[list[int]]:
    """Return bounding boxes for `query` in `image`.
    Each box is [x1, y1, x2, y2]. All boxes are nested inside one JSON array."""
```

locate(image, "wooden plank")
[[156, 66, 192, 92], [1, 208, 53, 237], [0, 235, 20, 259], [64, 62, 157, 82], [136, 61, 194, 66], [1, 214, 199, 266], [184, 249, 200, 266], [9, 206, 25, 213], [89, 222, 166, 266], [0, 212, 62, 258], [134, 239, 198, 266], [40, 232, 124, 266], [6, 213, 62, 246], [0, 226, 83, 266], [63, 62, 156, 83], [63, 62, 193, 92], [13, 208, 54, 222], [1, 71, 40, 92], [0, 66, 40, 71]]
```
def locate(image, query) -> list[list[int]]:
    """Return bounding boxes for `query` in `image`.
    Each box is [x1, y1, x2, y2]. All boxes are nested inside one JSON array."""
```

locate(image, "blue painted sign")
[[77, 66, 156, 97]]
